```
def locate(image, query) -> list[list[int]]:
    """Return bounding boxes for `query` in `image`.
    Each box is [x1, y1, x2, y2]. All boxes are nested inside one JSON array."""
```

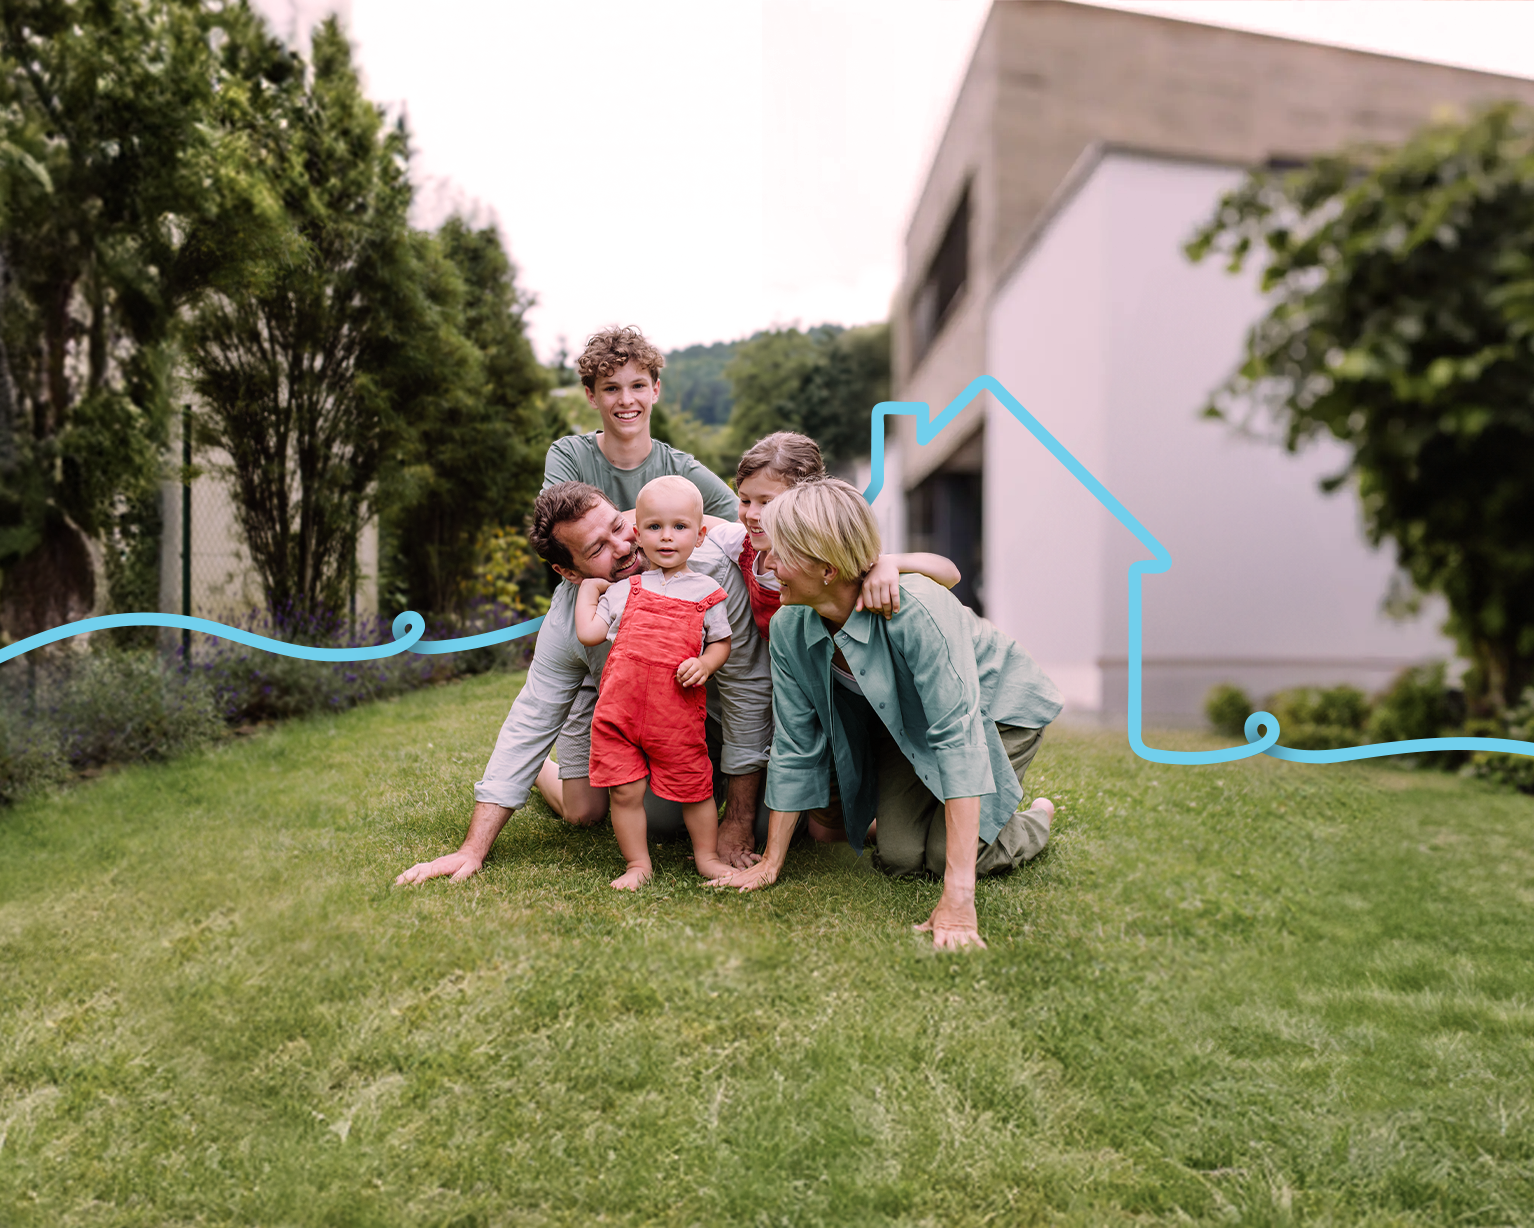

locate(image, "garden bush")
[[50, 650, 223, 768], [1265, 684, 1370, 750], [194, 607, 431, 724], [1468, 686, 1534, 793], [1204, 683, 1253, 736], [0, 706, 67, 804], [1368, 661, 1465, 767], [0, 600, 536, 807]]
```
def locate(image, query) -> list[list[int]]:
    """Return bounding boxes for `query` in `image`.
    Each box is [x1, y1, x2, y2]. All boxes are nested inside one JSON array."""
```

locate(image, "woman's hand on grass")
[[915, 887, 986, 949], [394, 852, 483, 885], [707, 860, 779, 892]]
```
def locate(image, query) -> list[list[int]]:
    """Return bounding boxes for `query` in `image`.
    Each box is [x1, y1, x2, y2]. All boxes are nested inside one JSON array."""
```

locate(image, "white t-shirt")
[[702, 521, 780, 592], [595, 567, 732, 649]]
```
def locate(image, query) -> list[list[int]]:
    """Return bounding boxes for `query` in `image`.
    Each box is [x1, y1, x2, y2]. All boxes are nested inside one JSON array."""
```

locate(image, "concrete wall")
[[895, 0, 1534, 489], [985, 151, 1454, 720]]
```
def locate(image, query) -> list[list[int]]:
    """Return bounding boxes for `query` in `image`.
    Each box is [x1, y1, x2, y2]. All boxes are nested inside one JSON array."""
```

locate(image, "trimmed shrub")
[[1266, 685, 1370, 750], [1368, 661, 1466, 767], [1468, 687, 1534, 793], [1369, 662, 1453, 743], [1205, 683, 1253, 737]]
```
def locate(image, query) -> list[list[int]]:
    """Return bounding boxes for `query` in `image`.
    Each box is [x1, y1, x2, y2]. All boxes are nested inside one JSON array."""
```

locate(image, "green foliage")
[[663, 338, 739, 425], [1369, 661, 1455, 744], [186, 17, 414, 619], [1204, 682, 1252, 736], [375, 217, 553, 616], [0, 0, 286, 623], [1266, 684, 1370, 750], [50, 649, 222, 768], [725, 322, 890, 466], [0, 648, 221, 803], [4, 691, 1534, 1223], [1188, 103, 1534, 713], [1469, 686, 1534, 793], [0, 704, 65, 803]]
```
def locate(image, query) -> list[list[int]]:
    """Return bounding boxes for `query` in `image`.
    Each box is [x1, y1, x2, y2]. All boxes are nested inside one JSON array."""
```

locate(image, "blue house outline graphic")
[[4, 376, 1532, 767]]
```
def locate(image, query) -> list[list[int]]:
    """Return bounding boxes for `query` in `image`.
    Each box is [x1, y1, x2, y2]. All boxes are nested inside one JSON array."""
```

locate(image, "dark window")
[[907, 430, 984, 615], [910, 183, 969, 368]]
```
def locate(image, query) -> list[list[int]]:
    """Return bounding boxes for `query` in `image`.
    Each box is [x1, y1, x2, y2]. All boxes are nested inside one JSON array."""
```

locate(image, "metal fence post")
[[182, 404, 192, 662]]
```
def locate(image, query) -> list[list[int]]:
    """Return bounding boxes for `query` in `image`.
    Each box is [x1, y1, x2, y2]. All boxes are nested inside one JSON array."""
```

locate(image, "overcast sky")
[[255, 1, 1534, 360]]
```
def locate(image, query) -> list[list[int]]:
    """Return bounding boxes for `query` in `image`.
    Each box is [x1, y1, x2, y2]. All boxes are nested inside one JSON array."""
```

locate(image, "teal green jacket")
[[764, 575, 1064, 851]]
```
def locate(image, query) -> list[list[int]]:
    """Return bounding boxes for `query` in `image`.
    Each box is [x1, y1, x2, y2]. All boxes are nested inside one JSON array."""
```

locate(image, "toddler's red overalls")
[[588, 575, 728, 803]]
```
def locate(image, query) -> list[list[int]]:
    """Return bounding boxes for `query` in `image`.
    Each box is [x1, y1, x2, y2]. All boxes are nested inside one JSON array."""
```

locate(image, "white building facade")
[[969, 147, 1452, 720]]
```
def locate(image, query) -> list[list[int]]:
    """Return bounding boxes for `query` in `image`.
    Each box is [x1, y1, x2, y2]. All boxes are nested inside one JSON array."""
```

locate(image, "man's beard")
[[608, 546, 646, 581]]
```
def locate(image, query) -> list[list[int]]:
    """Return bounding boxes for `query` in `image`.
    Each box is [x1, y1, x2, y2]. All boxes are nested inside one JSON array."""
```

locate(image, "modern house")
[[885, 0, 1534, 720]]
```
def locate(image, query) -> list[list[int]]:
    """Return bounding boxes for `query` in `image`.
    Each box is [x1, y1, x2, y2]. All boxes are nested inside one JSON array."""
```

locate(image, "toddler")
[[575, 475, 733, 888]]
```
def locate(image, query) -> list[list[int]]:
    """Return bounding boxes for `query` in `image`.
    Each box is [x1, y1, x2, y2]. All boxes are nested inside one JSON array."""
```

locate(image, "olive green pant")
[[869, 723, 1050, 879]]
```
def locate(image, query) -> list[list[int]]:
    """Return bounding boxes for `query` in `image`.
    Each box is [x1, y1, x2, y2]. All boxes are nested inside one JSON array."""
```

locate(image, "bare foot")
[[610, 866, 652, 891], [1034, 798, 1055, 822], [694, 854, 734, 880]]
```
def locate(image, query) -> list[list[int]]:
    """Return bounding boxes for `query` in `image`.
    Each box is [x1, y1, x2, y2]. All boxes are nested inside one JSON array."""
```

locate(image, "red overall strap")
[[696, 586, 727, 612], [738, 535, 780, 640]]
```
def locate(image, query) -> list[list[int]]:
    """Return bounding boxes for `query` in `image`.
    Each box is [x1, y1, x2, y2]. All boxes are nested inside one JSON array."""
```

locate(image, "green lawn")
[[3, 671, 1533, 1227]]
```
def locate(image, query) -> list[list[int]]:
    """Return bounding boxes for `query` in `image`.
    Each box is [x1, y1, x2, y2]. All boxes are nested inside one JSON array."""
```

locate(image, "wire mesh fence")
[[160, 409, 379, 660]]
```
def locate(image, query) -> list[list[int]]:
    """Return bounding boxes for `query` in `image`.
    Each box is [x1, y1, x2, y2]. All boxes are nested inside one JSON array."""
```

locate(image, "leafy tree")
[[1188, 103, 1534, 712], [377, 218, 553, 616], [185, 17, 415, 620], [792, 323, 890, 466], [724, 323, 888, 467], [0, 0, 283, 635], [663, 339, 739, 425]]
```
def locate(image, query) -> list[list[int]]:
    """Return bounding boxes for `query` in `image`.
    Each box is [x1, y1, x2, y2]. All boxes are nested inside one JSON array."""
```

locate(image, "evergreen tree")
[[185, 17, 416, 619], [377, 218, 552, 616], [0, 0, 284, 635]]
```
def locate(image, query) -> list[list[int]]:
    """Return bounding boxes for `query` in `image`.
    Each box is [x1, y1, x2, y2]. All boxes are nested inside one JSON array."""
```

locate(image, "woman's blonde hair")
[[760, 477, 881, 581]]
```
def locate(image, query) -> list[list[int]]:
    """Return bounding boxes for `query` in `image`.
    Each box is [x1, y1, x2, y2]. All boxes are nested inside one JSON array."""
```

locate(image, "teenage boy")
[[543, 325, 737, 517]]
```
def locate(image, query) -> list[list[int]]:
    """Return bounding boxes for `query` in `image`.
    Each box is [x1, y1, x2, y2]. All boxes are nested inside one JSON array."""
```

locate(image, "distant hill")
[[661, 339, 740, 425]]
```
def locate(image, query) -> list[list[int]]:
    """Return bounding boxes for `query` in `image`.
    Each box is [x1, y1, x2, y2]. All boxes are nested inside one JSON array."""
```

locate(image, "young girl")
[[705, 432, 963, 842], [574, 476, 734, 889]]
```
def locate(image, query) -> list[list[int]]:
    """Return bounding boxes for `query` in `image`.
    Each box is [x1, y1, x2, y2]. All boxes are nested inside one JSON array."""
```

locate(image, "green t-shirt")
[[542, 433, 738, 522]]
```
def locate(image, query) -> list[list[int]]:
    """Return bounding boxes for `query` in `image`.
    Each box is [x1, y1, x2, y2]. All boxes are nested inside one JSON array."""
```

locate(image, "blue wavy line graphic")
[[6, 375, 1531, 767], [0, 609, 544, 670], [862, 376, 1534, 767]]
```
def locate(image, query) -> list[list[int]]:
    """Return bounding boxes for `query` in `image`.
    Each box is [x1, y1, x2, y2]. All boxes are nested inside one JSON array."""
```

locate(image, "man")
[[393, 481, 770, 886]]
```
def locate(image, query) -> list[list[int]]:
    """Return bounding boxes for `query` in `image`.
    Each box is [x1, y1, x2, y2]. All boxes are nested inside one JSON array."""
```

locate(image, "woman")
[[702, 431, 961, 843], [714, 478, 1063, 949]]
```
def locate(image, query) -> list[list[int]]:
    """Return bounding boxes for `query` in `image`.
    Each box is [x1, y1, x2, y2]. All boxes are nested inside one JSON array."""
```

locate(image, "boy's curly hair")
[[577, 326, 666, 389]]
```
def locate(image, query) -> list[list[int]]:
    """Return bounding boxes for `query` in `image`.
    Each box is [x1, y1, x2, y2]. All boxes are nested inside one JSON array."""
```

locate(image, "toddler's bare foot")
[[694, 854, 733, 880], [610, 866, 652, 891]]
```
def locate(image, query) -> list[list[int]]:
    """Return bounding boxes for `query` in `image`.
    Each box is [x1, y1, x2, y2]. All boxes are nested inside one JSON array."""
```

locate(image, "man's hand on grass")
[[914, 888, 986, 949], [394, 852, 482, 885]]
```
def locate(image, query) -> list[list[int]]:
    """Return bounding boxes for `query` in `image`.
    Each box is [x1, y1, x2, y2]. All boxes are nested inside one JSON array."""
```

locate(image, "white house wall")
[[987, 151, 1455, 720], [984, 164, 1113, 714]]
